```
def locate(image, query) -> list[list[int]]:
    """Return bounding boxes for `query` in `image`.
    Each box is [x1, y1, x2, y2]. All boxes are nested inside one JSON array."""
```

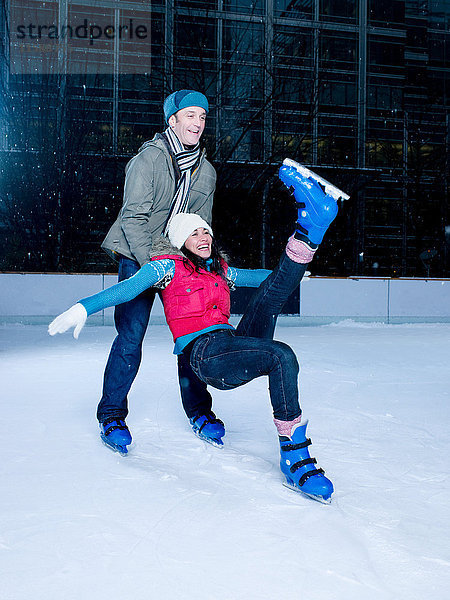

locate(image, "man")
[[98, 89, 218, 455]]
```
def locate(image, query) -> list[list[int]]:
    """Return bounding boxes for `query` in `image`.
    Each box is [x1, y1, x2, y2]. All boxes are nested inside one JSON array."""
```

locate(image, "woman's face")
[[184, 228, 212, 258]]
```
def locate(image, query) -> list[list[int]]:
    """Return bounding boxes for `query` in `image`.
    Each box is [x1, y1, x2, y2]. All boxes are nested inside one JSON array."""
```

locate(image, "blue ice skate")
[[279, 158, 347, 245], [190, 412, 225, 448], [100, 417, 132, 456], [279, 420, 333, 504]]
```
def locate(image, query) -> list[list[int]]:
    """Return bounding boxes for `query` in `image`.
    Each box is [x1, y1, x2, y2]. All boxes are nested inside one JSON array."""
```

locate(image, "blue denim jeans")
[[188, 252, 308, 421], [97, 256, 212, 422]]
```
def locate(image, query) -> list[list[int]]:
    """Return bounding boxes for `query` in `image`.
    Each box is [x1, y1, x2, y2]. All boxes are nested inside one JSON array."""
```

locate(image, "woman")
[[49, 159, 346, 503]]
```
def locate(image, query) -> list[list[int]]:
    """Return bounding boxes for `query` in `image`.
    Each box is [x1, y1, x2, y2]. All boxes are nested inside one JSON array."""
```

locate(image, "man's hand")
[[48, 303, 87, 339]]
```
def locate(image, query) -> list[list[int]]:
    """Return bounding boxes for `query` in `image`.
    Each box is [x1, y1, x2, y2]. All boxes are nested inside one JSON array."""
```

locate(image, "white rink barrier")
[[0, 273, 449, 323], [300, 276, 450, 321], [0, 273, 164, 324]]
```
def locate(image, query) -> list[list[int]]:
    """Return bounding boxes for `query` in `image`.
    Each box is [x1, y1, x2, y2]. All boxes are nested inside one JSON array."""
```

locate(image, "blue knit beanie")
[[163, 90, 209, 123]]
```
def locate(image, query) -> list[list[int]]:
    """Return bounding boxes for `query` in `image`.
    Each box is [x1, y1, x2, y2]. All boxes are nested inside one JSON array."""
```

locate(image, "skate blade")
[[100, 434, 129, 456], [282, 480, 332, 504], [282, 158, 350, 201], [193, 429, 224, 448]]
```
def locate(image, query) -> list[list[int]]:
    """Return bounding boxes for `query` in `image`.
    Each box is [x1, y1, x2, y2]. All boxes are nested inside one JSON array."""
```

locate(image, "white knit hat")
[[168, 213, 213, 249]]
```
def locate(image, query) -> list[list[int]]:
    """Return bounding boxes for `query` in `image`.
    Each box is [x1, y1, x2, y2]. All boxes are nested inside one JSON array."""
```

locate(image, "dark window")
[[320, 0, 357, 23], [173, 59, 218, 98], [368, 84, 403, 110], [318, 119, 357, 166], [369, 39, 404, 74], [320, 80, 357, 108], [429, 0, 450, 30], [175, 17, 217, 60], [369, 0, 404, 26], [274, 66, 314, 111], [274, 0, 314, 19], [274, 26, 313, 68], [272, 116, 313, 162], [222, 64, 264, 107], [320, 32, 357, 70], [223, 20, 264, 63], [219, 109, 264, 161], [175, 0, 217, 8], [223, 0, 264, 14]]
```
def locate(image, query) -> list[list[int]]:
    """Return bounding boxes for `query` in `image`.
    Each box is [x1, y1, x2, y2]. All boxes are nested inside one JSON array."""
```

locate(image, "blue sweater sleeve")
[[80, 260, 175, 316], [227, 266, 271, 287]]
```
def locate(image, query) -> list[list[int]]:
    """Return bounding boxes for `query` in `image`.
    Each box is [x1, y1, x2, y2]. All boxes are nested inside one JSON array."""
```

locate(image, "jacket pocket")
[[170, 281, 206, 319]]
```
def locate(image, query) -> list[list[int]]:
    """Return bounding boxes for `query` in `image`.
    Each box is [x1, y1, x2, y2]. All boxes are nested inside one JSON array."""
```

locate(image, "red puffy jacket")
[[153, 255, 230, 341]]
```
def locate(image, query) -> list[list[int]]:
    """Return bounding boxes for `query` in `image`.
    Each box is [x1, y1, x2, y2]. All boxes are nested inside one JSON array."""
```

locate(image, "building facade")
[[1, 0, 449, 276]]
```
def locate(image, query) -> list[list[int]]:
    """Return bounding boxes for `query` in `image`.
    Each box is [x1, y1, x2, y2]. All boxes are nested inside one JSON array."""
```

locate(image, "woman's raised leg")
[[236, 159, 340, 340]]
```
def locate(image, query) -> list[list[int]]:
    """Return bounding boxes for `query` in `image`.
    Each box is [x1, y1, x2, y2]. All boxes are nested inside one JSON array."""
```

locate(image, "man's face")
[[168, 106, 206, 146]]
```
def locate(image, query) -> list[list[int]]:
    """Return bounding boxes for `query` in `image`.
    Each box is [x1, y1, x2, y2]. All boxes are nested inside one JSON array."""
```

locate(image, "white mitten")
[[48, 303, 87, 339]]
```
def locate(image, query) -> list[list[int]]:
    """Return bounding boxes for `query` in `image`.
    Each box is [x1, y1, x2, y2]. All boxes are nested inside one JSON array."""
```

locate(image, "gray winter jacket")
[[102, 135, 216, 267]]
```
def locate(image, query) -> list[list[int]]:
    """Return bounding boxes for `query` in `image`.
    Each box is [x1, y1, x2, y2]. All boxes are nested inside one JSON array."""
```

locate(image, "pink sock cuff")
[[274, 415, 302, 437], [285, 236, 316, 264]]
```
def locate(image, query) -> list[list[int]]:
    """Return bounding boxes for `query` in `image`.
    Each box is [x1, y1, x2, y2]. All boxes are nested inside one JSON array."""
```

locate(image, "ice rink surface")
[[2, 318, 450, 600]]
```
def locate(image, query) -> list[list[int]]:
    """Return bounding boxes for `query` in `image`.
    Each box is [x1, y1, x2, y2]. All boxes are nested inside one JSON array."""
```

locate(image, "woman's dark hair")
[[181, 238, 226, 279]]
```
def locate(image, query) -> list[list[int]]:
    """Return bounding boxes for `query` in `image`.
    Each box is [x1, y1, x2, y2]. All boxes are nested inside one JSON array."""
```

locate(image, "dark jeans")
[[97, 256, 212, 422], [188, 252, 308, 422]]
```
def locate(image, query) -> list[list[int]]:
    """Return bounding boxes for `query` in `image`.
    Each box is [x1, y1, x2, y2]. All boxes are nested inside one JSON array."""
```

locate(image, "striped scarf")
[[163, 126, 201, 236]]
